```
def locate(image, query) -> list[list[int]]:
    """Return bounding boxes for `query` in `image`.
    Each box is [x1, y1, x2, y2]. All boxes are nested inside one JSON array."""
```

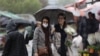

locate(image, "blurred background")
[[0, 0, 100, 56], [0, 0, 98, 14]]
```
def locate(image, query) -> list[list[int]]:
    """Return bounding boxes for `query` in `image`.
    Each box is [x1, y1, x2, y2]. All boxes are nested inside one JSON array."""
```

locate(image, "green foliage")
[[88, 45, 100, 51], [65, 40, 72, 47], [79, 50, 89, 54], [88, 45, 96, 49], [0, 0, 42, 14], [39, 0, 48, 7]]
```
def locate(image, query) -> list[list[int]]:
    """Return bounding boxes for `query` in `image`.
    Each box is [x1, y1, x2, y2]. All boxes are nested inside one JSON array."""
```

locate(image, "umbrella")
[[34, 5, 73, 24], [8, 19, 31, 26], [17, 14, 36, 24], [0, 20, 10, 27], [6, 19, 32, 33], [2, 19, 32, 27], [0, 11, 22, 19]]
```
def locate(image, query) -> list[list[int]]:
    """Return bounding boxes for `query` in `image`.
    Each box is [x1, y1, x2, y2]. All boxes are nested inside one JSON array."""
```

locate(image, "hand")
[[34, 53, 38, 56]]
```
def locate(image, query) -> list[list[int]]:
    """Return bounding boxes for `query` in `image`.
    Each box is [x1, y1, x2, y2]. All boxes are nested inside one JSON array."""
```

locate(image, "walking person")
[[33, 16, 52, 56], [54, 13, 67, 56], [2, 24, 28, 56]]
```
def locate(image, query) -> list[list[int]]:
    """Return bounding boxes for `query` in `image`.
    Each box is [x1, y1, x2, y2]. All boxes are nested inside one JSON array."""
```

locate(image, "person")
[[2, 24, 28, 56], [64, 0, 86, 24], [64, 25, 82, 56], [87, 12, 99, 34], [33, 16, 52, 56], [87, 12, 100, 45], [24, 26, 33, 45], [54, 13, 67, 56], [77, 15, 88, 49], [64, 0, 92, 25]]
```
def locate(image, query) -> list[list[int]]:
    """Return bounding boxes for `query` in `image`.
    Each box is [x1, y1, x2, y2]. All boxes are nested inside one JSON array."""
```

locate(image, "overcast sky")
[[48, 0, 92, 4]]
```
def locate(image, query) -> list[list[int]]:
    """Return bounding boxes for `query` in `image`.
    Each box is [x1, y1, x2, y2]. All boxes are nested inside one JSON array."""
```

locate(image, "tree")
[[39, 0, 48, 7], [0, 0, 42, 14]]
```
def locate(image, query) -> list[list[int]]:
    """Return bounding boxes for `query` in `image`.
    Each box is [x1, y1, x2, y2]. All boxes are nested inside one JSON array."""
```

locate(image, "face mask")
[[18, 29, 24, 33], [42, 23, 48, 28]]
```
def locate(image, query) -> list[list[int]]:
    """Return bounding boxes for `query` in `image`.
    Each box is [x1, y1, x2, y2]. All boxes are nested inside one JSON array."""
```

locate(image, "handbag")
[[38, 47, 48, 55]]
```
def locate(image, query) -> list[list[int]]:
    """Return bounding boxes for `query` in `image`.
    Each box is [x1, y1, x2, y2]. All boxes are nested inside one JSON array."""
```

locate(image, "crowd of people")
[[2, 12, 100, 56], [1, 0, 100, 56]]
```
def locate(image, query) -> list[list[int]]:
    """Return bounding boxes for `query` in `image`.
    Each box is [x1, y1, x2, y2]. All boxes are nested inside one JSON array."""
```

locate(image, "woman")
[[33, 16, 52, 56], [54, 13, 67, 56]]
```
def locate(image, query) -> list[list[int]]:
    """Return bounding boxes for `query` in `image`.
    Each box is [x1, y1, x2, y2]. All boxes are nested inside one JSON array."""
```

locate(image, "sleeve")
[[33, 27, 39, 53], [2, 34, 12, 56], [77, 18, 82, 35]]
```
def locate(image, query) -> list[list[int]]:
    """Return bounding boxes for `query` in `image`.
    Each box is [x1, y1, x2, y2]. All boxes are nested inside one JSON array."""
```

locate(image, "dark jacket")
[[77, 16, 88, 49], [54, 24, 67, 56], [2, 31, 28, 56], [87, 18, 99, 34], [77, 16, 88, 36]]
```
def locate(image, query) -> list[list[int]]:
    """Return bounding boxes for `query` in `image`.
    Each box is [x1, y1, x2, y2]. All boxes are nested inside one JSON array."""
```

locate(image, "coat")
[[77, 16, 88, 49], [2, 31, 28, 56], [33, 27, 51, 53], [87, 18, 99, 34], [54, 24, 67, 56]]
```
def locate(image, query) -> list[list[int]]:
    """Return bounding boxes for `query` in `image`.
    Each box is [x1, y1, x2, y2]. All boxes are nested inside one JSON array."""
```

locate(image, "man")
[[2, 24, 28, 56]]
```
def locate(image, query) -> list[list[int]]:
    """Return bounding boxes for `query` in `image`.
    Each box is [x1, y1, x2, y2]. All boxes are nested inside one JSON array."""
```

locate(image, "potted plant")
[[79, 50, 89, 56], [88, 45, 99, 56], [88, 45, 95, 53]]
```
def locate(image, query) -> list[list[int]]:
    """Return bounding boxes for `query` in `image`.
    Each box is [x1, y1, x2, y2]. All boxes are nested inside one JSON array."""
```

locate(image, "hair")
[[88, 12, 96, 19], [41, 16, 50, 28], [88, 12, 93, 15], [57, 13, 66, 20], [57, 13, 67, 28], [16, 24, 25, 29]]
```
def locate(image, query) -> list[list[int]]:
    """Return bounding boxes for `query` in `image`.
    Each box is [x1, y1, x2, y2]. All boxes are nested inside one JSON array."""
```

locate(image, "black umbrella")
[[34, 5, 73, 24], [2, 19, 31, 27], [0, 16, 10, 27], [12, 19, 31, 26], [6, 19, 32, 33]]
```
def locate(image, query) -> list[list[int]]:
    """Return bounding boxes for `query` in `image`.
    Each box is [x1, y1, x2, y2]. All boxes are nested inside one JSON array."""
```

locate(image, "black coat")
[[87, 18, 99, 34], [77, 16, 89, 49], [2, 31, 28, 56], [54, 24, 67, 56], [77, 16, 88, 37]]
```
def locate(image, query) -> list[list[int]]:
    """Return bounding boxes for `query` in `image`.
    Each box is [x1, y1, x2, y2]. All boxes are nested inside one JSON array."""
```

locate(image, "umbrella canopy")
[[34, 5, 73, 24], [0, 11, 23, 27], [17, 14, 36, 24], [0, 16, 10, 27], [0, 19, 10, 27], [9, 19, 31, 26], [0, 11, 22, 19], [6, 19, 32, 33]]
